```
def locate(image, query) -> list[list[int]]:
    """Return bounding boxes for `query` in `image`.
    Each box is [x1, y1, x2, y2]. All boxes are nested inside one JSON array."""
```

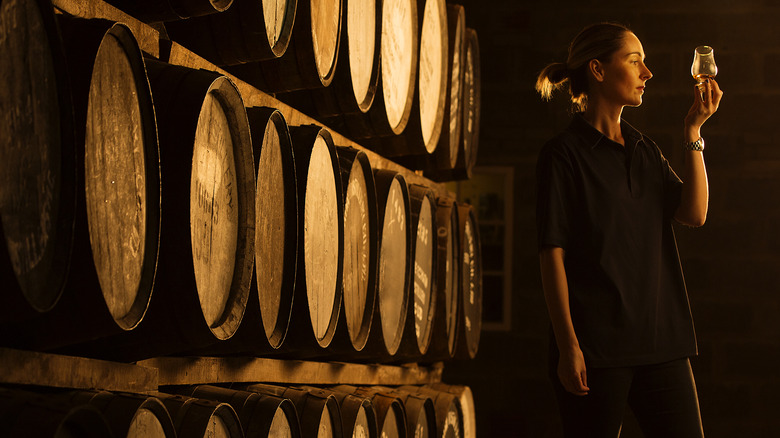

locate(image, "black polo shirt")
[[536, 114, 697, 368]]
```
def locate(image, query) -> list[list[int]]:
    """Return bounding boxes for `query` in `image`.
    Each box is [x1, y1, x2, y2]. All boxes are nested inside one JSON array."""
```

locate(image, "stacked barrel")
[[0, 0, 483, 436]]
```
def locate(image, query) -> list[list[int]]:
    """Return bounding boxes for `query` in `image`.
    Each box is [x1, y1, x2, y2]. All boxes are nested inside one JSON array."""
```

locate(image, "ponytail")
[[536, 22, 631, 113]]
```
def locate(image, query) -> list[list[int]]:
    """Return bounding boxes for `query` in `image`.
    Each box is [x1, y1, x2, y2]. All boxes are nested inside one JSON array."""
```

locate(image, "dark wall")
[[443, 0, 780, 436]]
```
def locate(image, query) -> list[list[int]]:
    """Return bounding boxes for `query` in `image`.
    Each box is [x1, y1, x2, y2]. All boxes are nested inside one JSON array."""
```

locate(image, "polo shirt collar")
[[569, 113, 645, 149]]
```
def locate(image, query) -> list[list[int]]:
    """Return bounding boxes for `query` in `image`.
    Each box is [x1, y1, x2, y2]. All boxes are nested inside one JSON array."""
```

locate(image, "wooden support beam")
[[139, 356, 444, 387], [0, 348, 158, 393], [51, 0, 160, 57]]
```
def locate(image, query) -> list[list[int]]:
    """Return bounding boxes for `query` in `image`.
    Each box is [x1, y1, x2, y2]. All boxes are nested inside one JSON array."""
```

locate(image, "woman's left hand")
[[684, 78, 723, 135]]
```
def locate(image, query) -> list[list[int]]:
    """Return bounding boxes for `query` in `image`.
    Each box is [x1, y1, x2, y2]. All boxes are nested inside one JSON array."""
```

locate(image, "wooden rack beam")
[[140, 357, 444, 387], [0, 348, 442, 392], [0, 348, 158, 393]]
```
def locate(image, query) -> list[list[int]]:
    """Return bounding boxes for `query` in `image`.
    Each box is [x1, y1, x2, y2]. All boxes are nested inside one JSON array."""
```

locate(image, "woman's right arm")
[[539, 246, 590, 396]]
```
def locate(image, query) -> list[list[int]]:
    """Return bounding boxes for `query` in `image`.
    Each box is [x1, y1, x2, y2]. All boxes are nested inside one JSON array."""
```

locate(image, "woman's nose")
[[642, 64, 653, 80]]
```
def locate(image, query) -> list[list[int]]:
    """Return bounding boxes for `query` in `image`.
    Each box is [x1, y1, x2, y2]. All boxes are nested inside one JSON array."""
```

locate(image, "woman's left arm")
[[676, 78, 724, 227]]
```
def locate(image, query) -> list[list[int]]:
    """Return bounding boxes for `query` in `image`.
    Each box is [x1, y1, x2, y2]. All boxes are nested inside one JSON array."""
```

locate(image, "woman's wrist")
[[684, 125, 702, 143]]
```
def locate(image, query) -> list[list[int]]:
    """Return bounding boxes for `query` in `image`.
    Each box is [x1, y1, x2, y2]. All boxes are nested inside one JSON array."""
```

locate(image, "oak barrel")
[[278, 0, 381, 119], [201, 107, 299, 357], [331, 147, 379, 354], [66, 390, 176, 438], [395, 184, 437, 361], [331, 386, 406, 438], [301, 386, 378, 438], [155, 393, 244, 438], [422, 197, 459, 362], [398, 386, 462, 438], [0, 0, 76, 320], [424, 384, 475, 438], [283, 126, 344, 351], [454, 202, 482, 360], [341, 0, 417, 138], [373, 386, 436, 438], [426, 27, 480, 182], [187, 107, 298, 358], [360, 170, 412, 360], [165, 0, 296, 65], [81, 22, 160, 332], [242, 384, 343, 438], [250, 108, 298, 350], [366, 0, 448, 158], [429, 4, 465, 174], [229, 0, 342, 92], [0, 387, 113, 438], [104, 0, 234, 22], [0, 18, 162, 351], [179, 385, 301, 438], [137, 62, 254, 357], [59, 62, 255, 362]]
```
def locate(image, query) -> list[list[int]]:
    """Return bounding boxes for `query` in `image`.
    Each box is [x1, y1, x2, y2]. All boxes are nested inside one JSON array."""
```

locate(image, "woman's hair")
[[535, 22, 632, 113]]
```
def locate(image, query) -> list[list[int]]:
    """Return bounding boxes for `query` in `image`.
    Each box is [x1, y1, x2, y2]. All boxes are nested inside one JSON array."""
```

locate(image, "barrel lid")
[[380, 0, 418, 134], [252, 108, 297, 348], [0, 0, 76, 313], [418, 0, 448, 153], [189, 75, 254, 341], [85, 23, 159, 331]]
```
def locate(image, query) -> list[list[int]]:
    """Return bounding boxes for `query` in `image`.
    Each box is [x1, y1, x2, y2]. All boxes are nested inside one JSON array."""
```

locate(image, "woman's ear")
[[589, 59, 605, 83]]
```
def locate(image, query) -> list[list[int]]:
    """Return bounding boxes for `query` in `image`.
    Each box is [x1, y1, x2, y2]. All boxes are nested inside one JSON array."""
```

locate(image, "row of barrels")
[[0, 382, 475, 438], [104, 0, 482, 181], [0, 5, 482, 364]]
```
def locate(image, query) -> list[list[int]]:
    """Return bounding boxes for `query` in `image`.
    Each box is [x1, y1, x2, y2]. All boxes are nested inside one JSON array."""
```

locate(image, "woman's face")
[[598, 32, 653, 107]]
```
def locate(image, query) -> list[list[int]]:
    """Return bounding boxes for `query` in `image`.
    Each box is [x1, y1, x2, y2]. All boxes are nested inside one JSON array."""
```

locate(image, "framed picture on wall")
[[447, 166, 513, 331]]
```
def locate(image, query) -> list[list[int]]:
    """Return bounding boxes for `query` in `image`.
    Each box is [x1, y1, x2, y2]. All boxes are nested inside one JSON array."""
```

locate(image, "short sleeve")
[[536, 140, 577, 251]]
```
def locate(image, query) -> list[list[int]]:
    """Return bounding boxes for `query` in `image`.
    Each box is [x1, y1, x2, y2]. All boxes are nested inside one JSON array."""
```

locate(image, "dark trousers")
[[551, 358, 705, 438]]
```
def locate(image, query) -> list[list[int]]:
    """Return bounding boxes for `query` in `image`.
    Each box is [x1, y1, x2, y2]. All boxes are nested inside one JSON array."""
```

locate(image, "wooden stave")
[[104, 0, 234, 23], [228, 0, 342, 93], [65, 390, 177, 438], [363, 0, 448, 159], [279, 125, 344, 352], [421, 197, 460, 363], [394, 184, 438, 362], [0, 386, 114, 438], [154, 392, 244, 438], [454, 202, 482, 360], [164, 0, 297, 66], [241, 384, 344, 438], [357, 169, 412, 361], [0, 0, 78, 320], [179, 384, 302, 438]]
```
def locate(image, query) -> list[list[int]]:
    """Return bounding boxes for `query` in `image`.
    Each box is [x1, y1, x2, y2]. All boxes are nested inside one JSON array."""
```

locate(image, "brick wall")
[[443, 1, 780, 436]]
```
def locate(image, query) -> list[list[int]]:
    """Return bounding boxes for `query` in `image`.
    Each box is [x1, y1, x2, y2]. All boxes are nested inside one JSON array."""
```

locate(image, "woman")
[[535, 23, 722, 437]]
